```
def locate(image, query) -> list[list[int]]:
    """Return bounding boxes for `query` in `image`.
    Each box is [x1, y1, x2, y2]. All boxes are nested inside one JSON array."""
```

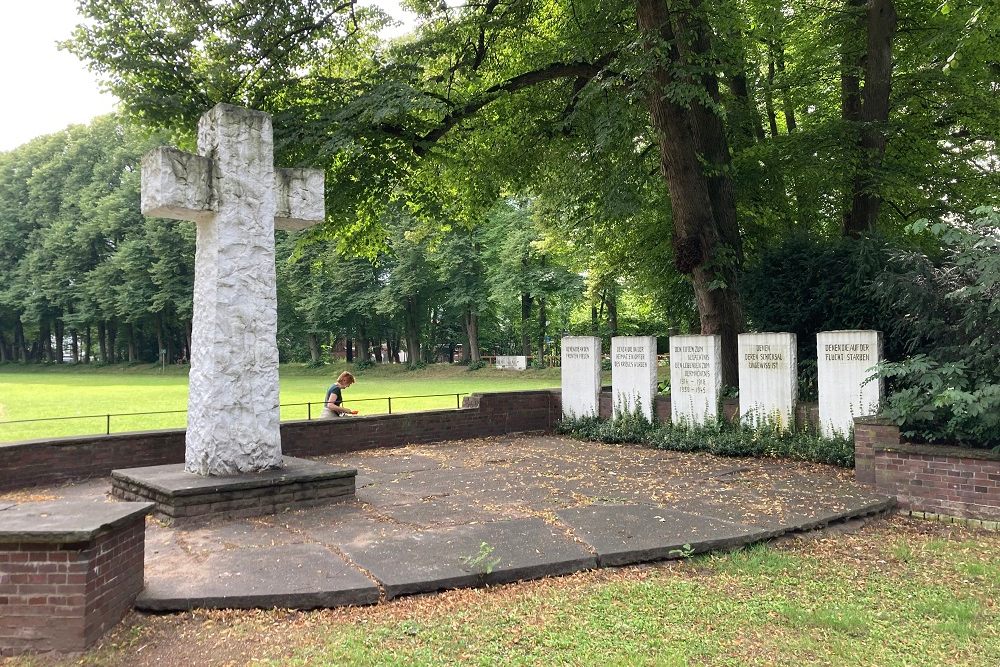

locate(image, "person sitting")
[[322, 371, 358, 418]]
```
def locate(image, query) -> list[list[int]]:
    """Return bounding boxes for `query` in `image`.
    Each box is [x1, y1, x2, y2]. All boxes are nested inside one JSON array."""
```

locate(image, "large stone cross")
[[140, 103, 325, 476]]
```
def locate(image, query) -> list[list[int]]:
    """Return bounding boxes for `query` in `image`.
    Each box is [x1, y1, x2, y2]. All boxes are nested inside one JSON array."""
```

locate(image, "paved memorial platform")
[[2, 436, 893, 612]]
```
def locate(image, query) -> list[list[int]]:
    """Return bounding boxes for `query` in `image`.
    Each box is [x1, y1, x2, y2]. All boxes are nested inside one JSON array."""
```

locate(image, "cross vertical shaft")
[[141, 103, 325, 475]]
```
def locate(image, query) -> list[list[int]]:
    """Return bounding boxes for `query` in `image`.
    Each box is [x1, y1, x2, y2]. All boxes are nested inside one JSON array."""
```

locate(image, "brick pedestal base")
[[0, 501, 152, 656]]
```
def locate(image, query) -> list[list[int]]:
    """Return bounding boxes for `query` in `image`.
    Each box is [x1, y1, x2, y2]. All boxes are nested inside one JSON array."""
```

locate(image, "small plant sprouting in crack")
[[669, 543, 695, 559], [460, 541, 502, 575]]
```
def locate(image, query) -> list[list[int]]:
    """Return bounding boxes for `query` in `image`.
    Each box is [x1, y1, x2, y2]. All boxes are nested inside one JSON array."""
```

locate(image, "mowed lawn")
[[0, 363, 571, 442]]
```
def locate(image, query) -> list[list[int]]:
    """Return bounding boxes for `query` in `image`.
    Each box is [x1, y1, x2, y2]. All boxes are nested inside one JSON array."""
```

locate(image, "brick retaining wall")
[[0, 390, 560, 492], [0, 505, 150, 656], [855, 417, 1000, 521]]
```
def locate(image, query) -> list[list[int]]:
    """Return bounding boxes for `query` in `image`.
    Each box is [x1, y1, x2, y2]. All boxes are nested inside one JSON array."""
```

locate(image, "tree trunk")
[[39, 319, 52, 363], [71, 330, 79, 363], [357, 322, 369, 364], [346, 337, 354, 363], [464, 308, 482, 363], [156, 315, 164, 366], [0, 331, 7, 363], [97, 321, 107, 363], [84, 325, 91, 363], [307, 333, 321, 363], [671, 0, 743, 263], [54, 319, 64, 363], [125, 323, 136, 363], [14, 319, 26, 362], [107, 321, 117, 364], [537, 297, 547, 366], [607, 287, 619, 338], [404, 298, 421, 367], [844, 0, 897, 237], [636, 0, 743, 385], [774, 45, 797, 132], [520, 292, 532, 358], [764, 54, 780, 138]]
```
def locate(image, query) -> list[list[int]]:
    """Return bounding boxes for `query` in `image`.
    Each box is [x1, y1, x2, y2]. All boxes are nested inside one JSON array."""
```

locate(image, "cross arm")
[[274, 168, 325, 231], [141, 147, 215, 223]]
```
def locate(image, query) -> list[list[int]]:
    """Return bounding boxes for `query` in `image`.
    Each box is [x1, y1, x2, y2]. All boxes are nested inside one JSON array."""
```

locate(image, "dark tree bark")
[[843, 0, 897, 237], [71, 329, 79, 363], [307, 333, 321, 363], [346, 338, 354, 363], [97, 321, 107, 363], [606, 287, 619, 338], [636, 0, 744, 385], [537, 296, 547, 365], [764, 54, 780, 138], [464, 307, 482, 362], [14, 319, 26, 362], [403, 298, 421, 367], [0, 331, 7, 363], [54, 319, 64, 363], [520, 292, 533, 358], [84, 325, 91, 364]]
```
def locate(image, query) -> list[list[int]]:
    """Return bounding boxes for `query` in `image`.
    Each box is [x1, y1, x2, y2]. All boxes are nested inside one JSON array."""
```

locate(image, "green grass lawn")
[[0, 362, 575, 442], [13, 515, 997, 667]]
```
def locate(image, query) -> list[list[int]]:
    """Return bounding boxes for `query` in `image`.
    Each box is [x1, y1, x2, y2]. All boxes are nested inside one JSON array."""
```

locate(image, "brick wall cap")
[[854, 416, 894, 426], [1, 427, 184, 449], [0, 500, 152, 544], [875, 442, 1000, 462]]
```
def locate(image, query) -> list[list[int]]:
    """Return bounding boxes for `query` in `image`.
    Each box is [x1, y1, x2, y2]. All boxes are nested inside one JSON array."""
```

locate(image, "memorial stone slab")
[[141, 103, 325, 475], [738, 332, 797, 429], [611, 336, 658, 421], [669, 335, 722, 425], [495, 355, 528, 370], [817, 330, 884, 438], [560, 336, 602, 419]]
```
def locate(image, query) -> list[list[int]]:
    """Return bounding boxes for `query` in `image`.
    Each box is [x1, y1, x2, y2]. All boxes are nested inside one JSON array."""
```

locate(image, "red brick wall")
[[855, 418, 1000, 521], [0, 390, 560, 492], [0, 517, 146, 656], [853, 417, 900, 485]]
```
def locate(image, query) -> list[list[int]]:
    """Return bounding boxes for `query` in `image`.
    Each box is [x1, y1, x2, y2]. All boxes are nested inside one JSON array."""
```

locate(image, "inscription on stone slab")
[[738, 333, 797, 430], [560, 336, 601, 419], [817, 330, 884, 438], [669, 335, 722, 426], [611, 336, 657, 421], [495, 355, 528, 371]]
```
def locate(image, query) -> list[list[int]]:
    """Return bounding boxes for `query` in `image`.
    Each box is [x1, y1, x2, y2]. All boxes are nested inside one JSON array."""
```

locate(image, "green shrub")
[[871, 208, 1000, 450], [742, 235, 898, 400], [465, 360, 487, 371], [558, 414, 854, 468]]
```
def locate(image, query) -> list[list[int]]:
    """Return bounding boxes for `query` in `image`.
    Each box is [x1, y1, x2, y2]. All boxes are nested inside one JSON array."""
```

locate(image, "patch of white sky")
[[0, 0, 418, 152]]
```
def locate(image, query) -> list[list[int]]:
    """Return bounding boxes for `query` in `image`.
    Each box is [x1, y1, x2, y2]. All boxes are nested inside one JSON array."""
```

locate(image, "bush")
[[466, 360, 487, 371], [557, 414, 854, 468], [742, 235, 897, 400], [871, 208, 1000, 450]]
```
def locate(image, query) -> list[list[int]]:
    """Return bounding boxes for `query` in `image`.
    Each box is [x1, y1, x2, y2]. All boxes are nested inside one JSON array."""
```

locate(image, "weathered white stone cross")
[[140, 103, 325, 476]]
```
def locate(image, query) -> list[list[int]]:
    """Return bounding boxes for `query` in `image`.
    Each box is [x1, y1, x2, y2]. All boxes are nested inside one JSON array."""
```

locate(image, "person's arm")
[[327, 387, 356, 415]]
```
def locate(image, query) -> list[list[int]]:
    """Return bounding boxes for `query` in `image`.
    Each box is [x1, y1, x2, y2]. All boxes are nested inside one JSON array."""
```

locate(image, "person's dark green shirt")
[[325, 384, 343, 406]]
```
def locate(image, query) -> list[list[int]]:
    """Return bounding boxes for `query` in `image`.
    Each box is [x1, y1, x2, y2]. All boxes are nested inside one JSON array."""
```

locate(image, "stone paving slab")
[[136, 542, 379, 611], [4, 435, 894, 611], [557, 504, 773, 567], [335, 518, 597, 599]]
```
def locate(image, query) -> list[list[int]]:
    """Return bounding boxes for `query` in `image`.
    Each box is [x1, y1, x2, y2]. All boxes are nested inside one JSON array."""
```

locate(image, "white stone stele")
[[669, 335, 722, 426], [738, 332, 797, 430], [560, 336, 601, 419], [817, 330, 884, 438], [141, 103, 325, 476], [495, 355, 528, 371], [611, 336, 658, 421]]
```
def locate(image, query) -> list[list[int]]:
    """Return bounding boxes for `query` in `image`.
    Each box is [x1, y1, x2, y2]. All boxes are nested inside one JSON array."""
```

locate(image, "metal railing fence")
[[0, 392, 468, 438]]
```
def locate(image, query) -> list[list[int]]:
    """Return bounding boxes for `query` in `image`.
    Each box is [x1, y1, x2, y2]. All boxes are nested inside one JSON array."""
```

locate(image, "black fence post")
[[388, 397, 392, 415], [106, 414, 111, 435], [307, 402, 312, 421]]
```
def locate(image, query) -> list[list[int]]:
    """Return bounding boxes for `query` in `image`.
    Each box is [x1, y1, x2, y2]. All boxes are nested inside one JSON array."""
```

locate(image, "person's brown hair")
[[337, 371, 355, 385]]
